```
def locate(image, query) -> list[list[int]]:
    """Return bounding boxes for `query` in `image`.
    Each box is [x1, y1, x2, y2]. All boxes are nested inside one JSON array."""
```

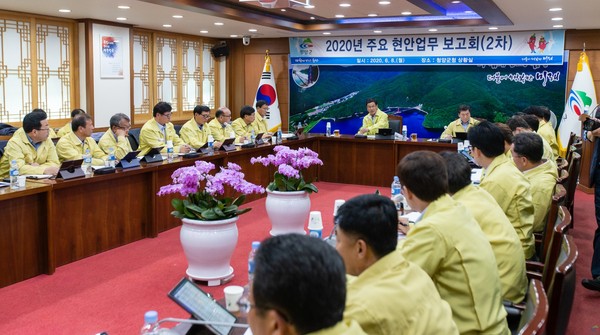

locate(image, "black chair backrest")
[[516, 279, 548, 335], [546, 234, 578, 335], [564, 133, 580, 166], [542, 205, 571, 290], [388, 119, 401, 134], [563, 152, 581, 224], [174, 124, 182, 136], [0, 139, 8, 159], [128, 128, 141, 151]]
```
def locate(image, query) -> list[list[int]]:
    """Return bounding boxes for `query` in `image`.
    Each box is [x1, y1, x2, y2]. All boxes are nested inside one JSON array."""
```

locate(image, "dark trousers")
[[593, 164, 600, 277]]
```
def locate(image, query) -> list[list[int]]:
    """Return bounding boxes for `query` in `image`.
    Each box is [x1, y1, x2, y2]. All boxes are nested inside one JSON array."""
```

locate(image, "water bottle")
[[402, 125, 408, 141], [276, 127, 282, 144], [326, 122, 332, 137], [166, 140, 174, 162], [230, 130, 236, 139], [248, 241, 260, 282], [207, 135, 214, 155], [250, 129, 256, 144], [107, 147, 116, 168], [140, 310, 158, 335], [9, 159, 19, 190], [83, 148, 92, 176], [391, 176, 403, 213]]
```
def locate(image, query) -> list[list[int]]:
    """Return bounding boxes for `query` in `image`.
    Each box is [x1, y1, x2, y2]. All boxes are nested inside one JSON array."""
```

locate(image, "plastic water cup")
[[308, 211, 323, 238], [333, 199, 345, 216], [410, 133, 418, 141], [271, 136, 277, 145], [17, 176, 26, 188], [223, 285, 244, 312], [333, 129, 340, 137]]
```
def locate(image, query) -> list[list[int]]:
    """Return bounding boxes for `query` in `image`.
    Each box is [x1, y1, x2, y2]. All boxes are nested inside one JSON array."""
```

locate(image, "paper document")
[[23, 174, 53, 180], [400, 211, 421, 223], [471, 168, 483, 184]]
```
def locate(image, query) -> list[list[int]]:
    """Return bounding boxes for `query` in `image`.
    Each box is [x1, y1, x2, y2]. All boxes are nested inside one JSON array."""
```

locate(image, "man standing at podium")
[[0, 109, 60, 178], [357, 98, 388, 135]]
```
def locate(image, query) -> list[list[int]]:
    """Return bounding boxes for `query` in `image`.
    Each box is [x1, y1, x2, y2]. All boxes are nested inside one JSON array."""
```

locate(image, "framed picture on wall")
[[100, 35, 123, 78]]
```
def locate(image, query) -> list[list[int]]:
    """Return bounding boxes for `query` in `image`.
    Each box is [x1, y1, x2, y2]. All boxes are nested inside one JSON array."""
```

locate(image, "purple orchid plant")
[[158, 161, 264, 220], [250, 145, 323, 193]]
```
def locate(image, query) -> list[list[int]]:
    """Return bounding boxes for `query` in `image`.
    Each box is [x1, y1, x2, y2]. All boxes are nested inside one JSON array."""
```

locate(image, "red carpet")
[[0, 182, 598, 334]]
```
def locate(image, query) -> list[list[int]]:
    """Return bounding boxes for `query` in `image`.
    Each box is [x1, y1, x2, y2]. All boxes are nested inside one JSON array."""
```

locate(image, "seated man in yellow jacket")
[[523, 105, 559, 158], [357, 98, 388, 135], [335, 194, 458, 335], [56, 113, 107, 165], [252, 100, 272, 139], [506, 115, 555, 166], [440, 151, 527, 304], [468, 121, 536, 260], [98, 113, 133, 160], [440, 104, 480, 139], [512, 132, 558, 233], [248, 234, 367, 335], [56, 108, 86, 138], [231, 105, 258, 143], [138, 102, 191, 156], [208, 107, 236, 146], [179, 105, 212, 150], [397, 151, 510, 335], [0, 109, 60, 178]]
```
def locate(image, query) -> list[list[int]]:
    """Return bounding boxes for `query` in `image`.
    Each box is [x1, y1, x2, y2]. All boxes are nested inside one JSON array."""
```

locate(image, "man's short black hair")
[[153, 101, 172, 117], [513, 132, 544, 163], [506, 116, 531, 132], [193, 105, 210, 115], [71, 108, 85, 118], [71, 113, 92, 132], [496, 122, 514, 145], [253, 234, 346, 334], [365, 98, 377, 106], [467, 121, 506, 158], [521, 114, 540, 132], [397, 151, 448, 202], [335, 194, 398, 258], [255, 100, 268, 108], [458, 104, 471, 113], [439, 151, 471, 194], [523, 105, 551, 121], [109, 113, 130, 129], [23, 109, 47, 133], [240, 105, 255, 118]]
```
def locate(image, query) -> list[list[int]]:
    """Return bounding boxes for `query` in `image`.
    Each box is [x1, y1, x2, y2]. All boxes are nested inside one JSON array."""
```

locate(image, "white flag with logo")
[[557, 51, 597, 157], [253, 53, 282, 132]]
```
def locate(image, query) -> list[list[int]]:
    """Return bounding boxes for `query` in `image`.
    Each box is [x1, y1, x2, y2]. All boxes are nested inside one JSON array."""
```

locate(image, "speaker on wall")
[[211, 42, 229, 58]]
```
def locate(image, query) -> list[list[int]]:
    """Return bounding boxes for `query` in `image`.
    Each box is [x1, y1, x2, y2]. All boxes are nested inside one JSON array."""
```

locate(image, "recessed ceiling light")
[[553, 24, 563, 28], [304, 5, 315, 9], [117, 5, 130, 9], [451, 0, 461, 3], [310, 16, 315, 20], [551, 17, 563, 21], [335, 14, 345, 18], [116, 17, 127, 21], [488, 27, 498, 30], [374, 30, 382, 33], [172, 15, 183, 19], [379, 1, 391, 5], [162, 24, 172, 28], [230, 35, 238, 38], [464, 10, 473, 14], [428, 28, 438, 32], [281, 9, 286, 11], [58, 9, 71, 13], [340, 3, 351, 7], [323, 32, 331, 35], [249, 28, 258, 32], [200, 30, 209, 33], [549, 7, 562, 12], [401, 11, 412, 15], [368, 13, 378, 17], [214, 22, 224, 26]]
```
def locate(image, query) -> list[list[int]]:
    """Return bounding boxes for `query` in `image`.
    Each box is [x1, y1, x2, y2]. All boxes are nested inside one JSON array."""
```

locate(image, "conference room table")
[[0, 134, 455, 287]]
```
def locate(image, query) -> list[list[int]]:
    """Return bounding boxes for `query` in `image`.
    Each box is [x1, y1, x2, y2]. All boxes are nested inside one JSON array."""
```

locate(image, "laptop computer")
[[168, 278, 237, 335], [375, 128, 394, 140]]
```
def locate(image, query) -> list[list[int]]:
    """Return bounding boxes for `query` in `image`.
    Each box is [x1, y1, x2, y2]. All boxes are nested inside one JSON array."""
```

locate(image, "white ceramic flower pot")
[[180, 217, 238, 282], [265, 189, 311, 235]]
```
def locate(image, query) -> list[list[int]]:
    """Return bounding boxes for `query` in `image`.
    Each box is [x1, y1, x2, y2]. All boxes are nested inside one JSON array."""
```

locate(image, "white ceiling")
[[0, 0, 597, 40]]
